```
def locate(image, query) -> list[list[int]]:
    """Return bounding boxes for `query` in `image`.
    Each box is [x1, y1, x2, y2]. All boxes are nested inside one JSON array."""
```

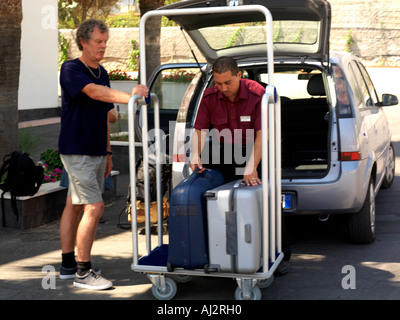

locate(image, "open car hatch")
[[160, 0, 331, 65]]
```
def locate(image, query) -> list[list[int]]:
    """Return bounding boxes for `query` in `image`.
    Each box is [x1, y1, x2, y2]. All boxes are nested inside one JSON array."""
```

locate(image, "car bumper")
[[282, 160, 369, 215]]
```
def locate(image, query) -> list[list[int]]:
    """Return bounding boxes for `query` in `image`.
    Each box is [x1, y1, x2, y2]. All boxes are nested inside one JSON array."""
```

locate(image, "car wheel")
[[381, 142, 395, 189], [348, 178, 376, 244]]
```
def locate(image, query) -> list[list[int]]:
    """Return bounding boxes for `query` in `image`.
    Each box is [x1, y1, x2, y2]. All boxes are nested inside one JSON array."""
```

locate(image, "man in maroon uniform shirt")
[[190, 56, 264, 186], [190, 57, 291, 274]]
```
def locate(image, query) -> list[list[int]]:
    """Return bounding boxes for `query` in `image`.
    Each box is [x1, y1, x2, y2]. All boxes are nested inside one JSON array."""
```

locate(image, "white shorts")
[[60, 154, 106, 205]]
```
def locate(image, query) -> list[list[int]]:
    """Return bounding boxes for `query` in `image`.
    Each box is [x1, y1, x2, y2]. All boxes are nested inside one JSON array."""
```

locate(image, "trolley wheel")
[[151, 277, 177, 300], [257, 275, 274, 288], [172, 274, 193, 283], [235, 285, 261, 300]]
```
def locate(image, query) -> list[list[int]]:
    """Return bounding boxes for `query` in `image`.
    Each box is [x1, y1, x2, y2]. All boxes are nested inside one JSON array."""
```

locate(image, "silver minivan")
[[143, 0, 397, 244]]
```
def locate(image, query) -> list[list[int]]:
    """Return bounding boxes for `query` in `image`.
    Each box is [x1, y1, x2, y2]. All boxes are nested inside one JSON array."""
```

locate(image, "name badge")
[[240, 116, 251, 122]]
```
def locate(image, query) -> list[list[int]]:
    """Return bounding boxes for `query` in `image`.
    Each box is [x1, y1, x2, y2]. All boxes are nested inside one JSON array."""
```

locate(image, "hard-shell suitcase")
[[205, 180, 262, 273], [167, 169, 225, 270]]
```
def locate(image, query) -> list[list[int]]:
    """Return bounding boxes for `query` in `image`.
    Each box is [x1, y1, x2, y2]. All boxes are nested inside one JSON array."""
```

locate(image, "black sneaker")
[[73, 269, 113, 290], [60, 266, 101, 280]]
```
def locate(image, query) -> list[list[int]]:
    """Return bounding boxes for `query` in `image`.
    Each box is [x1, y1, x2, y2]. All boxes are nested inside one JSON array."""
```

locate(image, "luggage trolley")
[[129, 5, 283, 300]]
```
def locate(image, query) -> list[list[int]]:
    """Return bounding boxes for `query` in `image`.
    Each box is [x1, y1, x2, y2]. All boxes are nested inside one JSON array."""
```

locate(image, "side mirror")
[[381, 94, 398, 106]]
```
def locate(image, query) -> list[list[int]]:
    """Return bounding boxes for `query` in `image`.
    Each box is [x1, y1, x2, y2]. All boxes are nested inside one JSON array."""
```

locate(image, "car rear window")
[[259, 69, 323, 100], [198, 20, 319, 50]]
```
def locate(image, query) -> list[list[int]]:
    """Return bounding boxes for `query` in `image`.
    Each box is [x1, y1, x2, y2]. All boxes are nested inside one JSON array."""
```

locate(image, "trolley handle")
[[129, 93, 163, 264]]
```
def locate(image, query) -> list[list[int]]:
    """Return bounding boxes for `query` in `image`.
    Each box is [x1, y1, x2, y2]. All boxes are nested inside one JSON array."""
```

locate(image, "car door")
[[358, 62, 391, 181], [137, 63, 205, 155], [348, 60, 387, 182]]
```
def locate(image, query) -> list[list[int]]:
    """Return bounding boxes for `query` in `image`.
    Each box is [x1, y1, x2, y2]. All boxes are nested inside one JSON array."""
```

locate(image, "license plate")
[[282, 193, 293, 210]]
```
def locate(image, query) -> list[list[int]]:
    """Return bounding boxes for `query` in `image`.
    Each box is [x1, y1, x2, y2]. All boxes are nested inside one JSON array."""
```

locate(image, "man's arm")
[[82, 83, 148, 104], [190, 129, 207, 173], [108, 108, 117, 123], [243, 129, 262, 185], [105, 119, 113, 178]]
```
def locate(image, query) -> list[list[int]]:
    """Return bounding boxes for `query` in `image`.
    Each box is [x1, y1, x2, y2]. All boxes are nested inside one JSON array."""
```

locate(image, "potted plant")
[[39, 149, 63, 183]]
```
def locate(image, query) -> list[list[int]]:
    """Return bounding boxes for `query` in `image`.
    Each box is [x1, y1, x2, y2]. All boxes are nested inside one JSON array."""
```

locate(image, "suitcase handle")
[[233, 180, 245, 188], [234, 179, 262, 189], [192, 168, 221, 184], [204, 179, 245, 199], [193, 167, 210, 175]]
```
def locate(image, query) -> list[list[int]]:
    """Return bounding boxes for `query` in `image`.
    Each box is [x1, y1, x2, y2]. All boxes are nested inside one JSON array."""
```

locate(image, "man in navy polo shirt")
[[58, 19, 148, 290]]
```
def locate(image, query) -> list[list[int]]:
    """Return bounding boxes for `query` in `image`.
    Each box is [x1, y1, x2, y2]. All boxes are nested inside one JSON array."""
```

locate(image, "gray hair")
[[76, 19, 109, 51], [212, 57, 240, 76]]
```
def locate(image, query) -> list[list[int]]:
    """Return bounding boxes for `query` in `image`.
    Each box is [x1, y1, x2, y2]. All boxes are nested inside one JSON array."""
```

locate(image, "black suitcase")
[[167, 169, 224, 270]]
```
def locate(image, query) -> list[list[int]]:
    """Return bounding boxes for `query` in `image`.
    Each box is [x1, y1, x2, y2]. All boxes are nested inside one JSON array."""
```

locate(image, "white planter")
[[1, 182, 68, 230], [1, 171, 119, 230]]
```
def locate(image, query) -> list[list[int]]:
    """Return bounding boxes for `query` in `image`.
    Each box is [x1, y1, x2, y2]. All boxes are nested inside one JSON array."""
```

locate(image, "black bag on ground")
[[0, 151, 44, 226], [121, 153, 172, 228], [135, 153, 171, 202]]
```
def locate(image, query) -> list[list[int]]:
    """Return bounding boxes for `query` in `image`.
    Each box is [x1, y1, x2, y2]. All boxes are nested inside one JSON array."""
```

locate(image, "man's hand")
[[190, 156, 206, 174], [243, 171, 261, 186], [131, 84, 149, 98], [105, 154, 113, 178]]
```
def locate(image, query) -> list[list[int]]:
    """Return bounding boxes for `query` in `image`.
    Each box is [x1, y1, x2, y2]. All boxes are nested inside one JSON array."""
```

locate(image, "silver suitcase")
[[205, 180, 262, 273]]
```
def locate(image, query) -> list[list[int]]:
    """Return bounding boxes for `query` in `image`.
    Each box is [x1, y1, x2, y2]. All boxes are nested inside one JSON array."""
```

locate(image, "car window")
[[345, 62, 362, 109], [198, 20, 319, 50], [358, 63, 379, 105], [332, 64, 352, 117], [177, 71, 205, 123], [349, 61, 374, 108], [150, 68, 198, 110], [259, 70, 322, 99]]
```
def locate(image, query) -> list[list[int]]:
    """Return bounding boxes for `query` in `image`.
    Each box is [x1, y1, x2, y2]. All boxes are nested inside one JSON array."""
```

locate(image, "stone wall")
[[60, 26, 203, 71], [329, 0, 400, 66], [60, 0, 400, 70]]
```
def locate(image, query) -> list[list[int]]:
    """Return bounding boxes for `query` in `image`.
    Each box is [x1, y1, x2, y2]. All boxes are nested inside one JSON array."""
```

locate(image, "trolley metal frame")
[[128, 4, 283, 300]]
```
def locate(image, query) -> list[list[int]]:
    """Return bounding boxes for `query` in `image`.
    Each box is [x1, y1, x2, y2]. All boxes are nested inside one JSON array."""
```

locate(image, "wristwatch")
[[107, 151, 113, 156]]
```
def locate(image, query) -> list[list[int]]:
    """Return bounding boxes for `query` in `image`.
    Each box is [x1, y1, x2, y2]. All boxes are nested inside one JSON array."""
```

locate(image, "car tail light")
[[340, 151, 361, 161], [173, 154, 186, 162]]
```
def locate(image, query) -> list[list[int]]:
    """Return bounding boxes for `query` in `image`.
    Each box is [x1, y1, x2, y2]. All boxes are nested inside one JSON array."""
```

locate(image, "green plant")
[[162, 70, 195, 83], [291, 25, 303, 43], [110, 133, 129, 141], [273, 21, 282, 42], [40, 149, 63, 183], [127, 39, 140, 71], [108, 69, 134, 80], [225, 26, 244, 48], [19, 127, 40, 155], [106, 12, 140, 28], [344, 29, 354, 53], [58, 32, 69, 68]]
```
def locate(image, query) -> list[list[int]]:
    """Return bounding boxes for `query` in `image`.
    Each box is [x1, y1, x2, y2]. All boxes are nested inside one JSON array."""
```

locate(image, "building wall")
[[329, 0, 400, 66], [18, 0, 58, 119]]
